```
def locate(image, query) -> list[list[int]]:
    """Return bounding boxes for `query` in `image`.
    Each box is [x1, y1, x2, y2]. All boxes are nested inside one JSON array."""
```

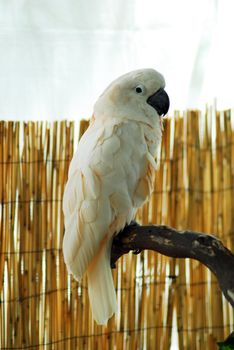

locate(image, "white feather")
[[62, 68, 165, 324]]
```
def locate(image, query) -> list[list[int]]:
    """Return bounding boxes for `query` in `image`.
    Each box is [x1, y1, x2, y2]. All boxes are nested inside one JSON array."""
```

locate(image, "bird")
[[62, 68, 169, 325]]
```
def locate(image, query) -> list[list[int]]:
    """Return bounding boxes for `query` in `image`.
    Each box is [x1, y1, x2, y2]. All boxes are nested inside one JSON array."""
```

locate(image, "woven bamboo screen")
[[0, 109, 233, 350]]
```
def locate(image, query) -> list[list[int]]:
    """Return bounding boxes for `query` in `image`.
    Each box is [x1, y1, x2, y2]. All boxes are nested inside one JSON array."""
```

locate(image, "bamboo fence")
[[0, 109, 233, 350]]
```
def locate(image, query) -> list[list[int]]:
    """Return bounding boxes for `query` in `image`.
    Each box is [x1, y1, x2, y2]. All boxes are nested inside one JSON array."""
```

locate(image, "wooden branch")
[[111, 222, 234, 307]]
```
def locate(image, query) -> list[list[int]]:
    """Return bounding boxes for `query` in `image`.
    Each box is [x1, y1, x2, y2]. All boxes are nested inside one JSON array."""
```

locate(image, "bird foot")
[[133, 249, 142, 255]]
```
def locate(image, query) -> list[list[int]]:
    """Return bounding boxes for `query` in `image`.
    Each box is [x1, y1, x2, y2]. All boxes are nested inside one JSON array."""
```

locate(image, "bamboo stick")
[[0, 121, 4, 311]]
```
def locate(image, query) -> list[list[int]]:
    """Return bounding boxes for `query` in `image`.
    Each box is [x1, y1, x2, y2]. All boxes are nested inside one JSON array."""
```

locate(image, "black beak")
[[147, 88, 170, 117]]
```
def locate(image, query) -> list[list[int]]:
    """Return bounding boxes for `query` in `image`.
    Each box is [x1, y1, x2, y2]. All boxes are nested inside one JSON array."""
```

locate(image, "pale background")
[[0, 0, 234, 121]]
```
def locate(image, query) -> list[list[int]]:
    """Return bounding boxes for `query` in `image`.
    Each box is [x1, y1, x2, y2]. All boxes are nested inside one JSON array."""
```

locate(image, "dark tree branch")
[[111, 222, 234, 307]]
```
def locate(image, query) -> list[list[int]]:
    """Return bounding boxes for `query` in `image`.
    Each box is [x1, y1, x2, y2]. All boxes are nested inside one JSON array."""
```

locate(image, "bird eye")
[[135, 85, 145, 94]]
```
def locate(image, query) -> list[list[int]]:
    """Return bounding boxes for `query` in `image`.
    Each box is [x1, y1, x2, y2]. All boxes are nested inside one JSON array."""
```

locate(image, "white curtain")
[[0, 0, 233, 120]]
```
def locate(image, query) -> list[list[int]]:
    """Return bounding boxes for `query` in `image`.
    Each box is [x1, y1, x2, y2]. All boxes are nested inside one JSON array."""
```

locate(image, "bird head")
[[94, 68, 169, 127]]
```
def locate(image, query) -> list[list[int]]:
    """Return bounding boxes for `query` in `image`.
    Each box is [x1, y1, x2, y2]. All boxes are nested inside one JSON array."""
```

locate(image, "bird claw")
[[129, 220, 140, 228], [133, 249, 142, 255], [111, 262, 116, 269]]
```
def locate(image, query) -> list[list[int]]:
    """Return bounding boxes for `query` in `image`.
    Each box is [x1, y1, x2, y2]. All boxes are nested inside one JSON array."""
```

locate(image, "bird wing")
[[62, 118, 147, 280]]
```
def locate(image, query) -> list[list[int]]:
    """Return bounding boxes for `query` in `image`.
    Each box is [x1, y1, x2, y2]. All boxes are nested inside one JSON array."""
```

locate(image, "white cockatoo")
[[62, 68, 169, 325]]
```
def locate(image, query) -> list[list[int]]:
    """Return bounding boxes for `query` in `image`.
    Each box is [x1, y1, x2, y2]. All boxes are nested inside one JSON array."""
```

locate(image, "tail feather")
[[87, 244, 117, 325]]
